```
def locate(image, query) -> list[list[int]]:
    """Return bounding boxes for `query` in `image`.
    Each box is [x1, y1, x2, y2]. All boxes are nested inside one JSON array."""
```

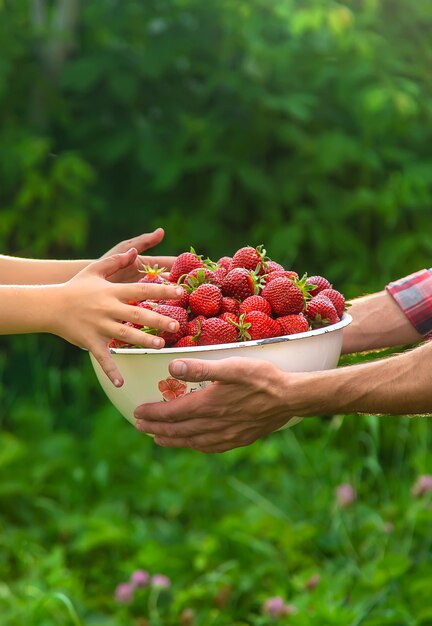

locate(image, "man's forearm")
[[291, 340, 432, 417], [341, 290, 422, 354], [0, 255, 91, 285]]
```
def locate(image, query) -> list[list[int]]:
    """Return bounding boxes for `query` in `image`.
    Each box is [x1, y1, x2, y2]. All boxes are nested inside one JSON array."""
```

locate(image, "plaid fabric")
[[386, 268, 432, 338]]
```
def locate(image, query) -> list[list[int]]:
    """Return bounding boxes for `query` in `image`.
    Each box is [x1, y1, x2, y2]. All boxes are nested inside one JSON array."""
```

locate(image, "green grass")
[[0, 340, 431, 625]]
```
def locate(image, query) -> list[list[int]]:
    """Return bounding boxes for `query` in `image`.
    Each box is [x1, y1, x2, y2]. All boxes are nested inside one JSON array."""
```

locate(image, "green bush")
[[1, 0, 432, 292], [1, 2, 432, 623]]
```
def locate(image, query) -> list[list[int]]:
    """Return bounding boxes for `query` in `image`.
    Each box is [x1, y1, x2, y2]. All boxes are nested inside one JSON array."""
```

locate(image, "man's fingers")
[[135, 416, 224, 438], [92, 344, 124, 387], [169, 357, 252, 384]]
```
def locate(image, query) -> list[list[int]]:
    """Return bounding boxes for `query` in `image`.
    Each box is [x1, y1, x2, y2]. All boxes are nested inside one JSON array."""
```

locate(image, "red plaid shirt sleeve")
[[386, 268, 432, 339]]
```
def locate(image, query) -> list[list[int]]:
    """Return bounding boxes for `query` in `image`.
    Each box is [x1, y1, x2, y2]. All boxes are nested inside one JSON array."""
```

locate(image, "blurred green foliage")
[[1, 0, 432, 290], [1, 0, 432, 623]]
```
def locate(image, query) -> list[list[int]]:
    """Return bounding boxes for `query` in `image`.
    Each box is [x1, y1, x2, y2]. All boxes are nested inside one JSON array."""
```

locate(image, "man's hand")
[[103, 227, 176, 283], [134, 357, 298, 453]]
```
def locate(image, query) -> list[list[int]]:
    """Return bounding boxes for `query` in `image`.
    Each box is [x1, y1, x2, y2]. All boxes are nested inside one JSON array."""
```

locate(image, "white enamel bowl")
[[90, 313, 352, 430]]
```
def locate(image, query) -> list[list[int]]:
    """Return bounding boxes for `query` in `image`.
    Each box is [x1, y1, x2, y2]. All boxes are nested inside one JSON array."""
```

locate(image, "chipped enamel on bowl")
[[90, 313, 352, 431]]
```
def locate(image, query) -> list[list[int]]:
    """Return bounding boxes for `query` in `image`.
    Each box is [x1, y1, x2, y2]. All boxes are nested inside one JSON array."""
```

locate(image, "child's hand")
[[102, 227, 176, 283], [52, 248, 183, 387]]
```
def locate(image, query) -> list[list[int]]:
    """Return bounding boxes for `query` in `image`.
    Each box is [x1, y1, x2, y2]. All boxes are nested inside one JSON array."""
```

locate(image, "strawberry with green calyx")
[[219, 311, 239, 325], [138, 264, 167, 284], [221, 267, 265, 300], [187, 315, 206, 336], [305, 275, 332, 297], [169, 247, 204, 283], [199, 317, 238, 346], [181, 267, 216, 291], [318, 288, 346, 318], [172, 335, 200, 348], [231, 244, 267, 272], [172, 320, 202, 347], [239, 295, 272, 317], [306, 295, 339, 328], [261, 276, 306, 315], [278, 313, 310, 336], [236, 311, 280, 341], [189, 283, 223, 317]]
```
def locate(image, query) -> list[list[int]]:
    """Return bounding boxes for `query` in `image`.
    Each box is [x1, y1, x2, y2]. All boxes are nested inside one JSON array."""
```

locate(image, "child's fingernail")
[[153, 337, 164, 348], [114, 378, 122, 387], [175, 287, 184, 296], [168, 321, 178, 331]]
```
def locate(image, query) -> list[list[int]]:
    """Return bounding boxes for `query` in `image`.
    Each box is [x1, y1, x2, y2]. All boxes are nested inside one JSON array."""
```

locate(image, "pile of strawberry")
[[110, 245, 347, 349]]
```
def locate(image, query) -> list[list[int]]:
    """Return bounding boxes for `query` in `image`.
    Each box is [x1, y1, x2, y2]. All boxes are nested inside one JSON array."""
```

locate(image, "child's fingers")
[[119, 281, 183, 303], [116, 305, 180, 334], [91, 343, 124, 387], [92, 249, 138, 279], [110, 322, 166, 349]]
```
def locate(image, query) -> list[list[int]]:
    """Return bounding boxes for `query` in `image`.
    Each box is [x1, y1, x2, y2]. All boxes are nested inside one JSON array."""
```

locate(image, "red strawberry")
[[217, 256, 233, 271], [305, 275, 332, 297], [239, 295, 272, 316], [109, 338, 127, 348], [183, 267, 216, 289], [222, 267, 263, 300], [169, 248, 204, 282], [172, 335, 199, 348], [238, 311, 280, 341], [158, 285, 189, 309], [262, 276, 305, 315], [151, 304, 188, 344], [231, 245, 266, 272], [220, 297, 240, 315], [278, 313, 310, 335], [319, 288, 345, 318], [189, 283, 222, 317], [213, 266, 228, 287], [306, 295, 339, 327], [137, 301, 154, 310], [199, 317, 238, 345], [265, 260, 284, 273], [265, 269, 299, 284], [138, 264, 167, 284], [187, 315, 206, 336], [219, 311, 239, 325]]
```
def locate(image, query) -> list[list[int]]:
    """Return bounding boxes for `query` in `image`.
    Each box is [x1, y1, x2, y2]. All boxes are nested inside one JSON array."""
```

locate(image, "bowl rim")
[[109, 312, 352, 355]]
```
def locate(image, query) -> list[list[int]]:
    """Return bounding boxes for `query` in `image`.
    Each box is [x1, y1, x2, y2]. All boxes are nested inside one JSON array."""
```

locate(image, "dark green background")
[[0, 1, 431, 624]]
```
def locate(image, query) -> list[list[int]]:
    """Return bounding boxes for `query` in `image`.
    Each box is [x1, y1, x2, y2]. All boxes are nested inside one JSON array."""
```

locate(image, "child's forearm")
[[0, 255, 91, 285], [0, 284, 60, 334]]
